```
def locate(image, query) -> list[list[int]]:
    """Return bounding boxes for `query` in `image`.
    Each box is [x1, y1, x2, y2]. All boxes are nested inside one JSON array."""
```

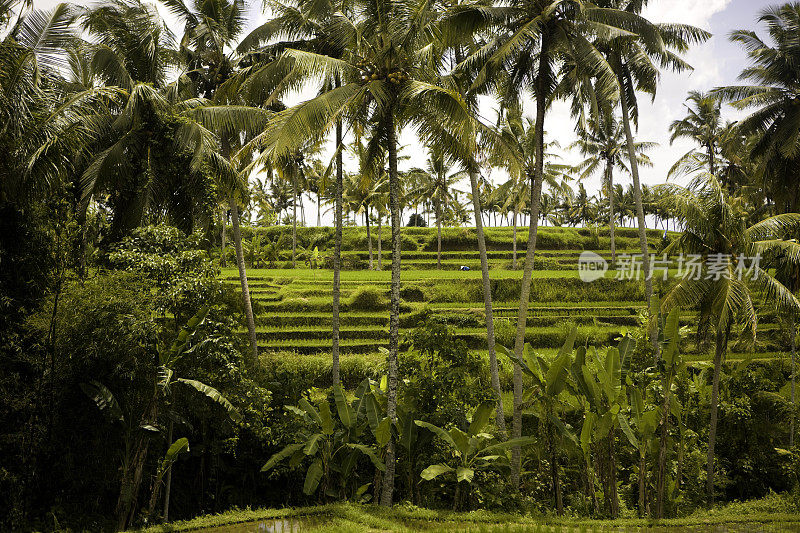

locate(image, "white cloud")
[[643, 0, 732, 29]]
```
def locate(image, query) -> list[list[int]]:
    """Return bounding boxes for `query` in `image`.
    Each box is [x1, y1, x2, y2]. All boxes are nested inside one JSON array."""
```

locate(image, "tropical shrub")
[[349, 286, 387, 311]]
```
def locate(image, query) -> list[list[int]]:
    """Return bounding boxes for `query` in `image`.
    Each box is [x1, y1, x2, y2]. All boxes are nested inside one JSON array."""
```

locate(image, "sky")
[[31, 0, 779, 225]]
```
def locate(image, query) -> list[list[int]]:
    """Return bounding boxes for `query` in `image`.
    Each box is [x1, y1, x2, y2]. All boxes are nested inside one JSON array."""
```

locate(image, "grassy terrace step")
[[253, 326, 387, 341], [256, 312, 387, 327], [340, 249, 644, 259], [258, 338, 389, 354], [220, 267, 656, 281]]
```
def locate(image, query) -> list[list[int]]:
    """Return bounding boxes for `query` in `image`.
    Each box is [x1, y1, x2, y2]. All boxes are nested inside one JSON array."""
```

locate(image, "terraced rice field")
[[222, 227, 791, 391]]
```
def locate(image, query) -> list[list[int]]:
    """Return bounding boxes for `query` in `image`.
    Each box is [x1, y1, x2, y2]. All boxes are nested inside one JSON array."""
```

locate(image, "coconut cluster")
[[357, 60, 409, 84]]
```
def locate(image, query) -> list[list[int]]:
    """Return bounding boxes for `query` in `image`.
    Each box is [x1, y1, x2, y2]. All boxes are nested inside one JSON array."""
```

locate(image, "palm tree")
[[713, 3, 800, 214], [485, 74, 588, 483], [249, 0, 472, 505], [1, 2, 114, 206], [572, 113, 655, 263], [345, 144, 388, 270], [410, 151, 464, 269], [592, 0, 710, 342], [229, 0, 354, 385], [161, 0, 281, 366], [493, 175, 528, 269], [668, 91, 725, 179], [658, 175, 800, 500], [566, 183, 597, 227], [714, 2, 800, 450], [79, 1, 223, 241], [272, 150, 305, 267]]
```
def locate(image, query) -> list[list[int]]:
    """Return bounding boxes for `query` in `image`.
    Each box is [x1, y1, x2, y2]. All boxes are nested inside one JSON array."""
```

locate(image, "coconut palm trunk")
[[792, 316, 796, 447], [377, 213, 383, 270], [230, 197, 259, 365], [220, 207, 227, 267], [707, 327, 727, 500], [512, 208, 518, 270], [619, 93, 654, 343], [366, 209, 374, 270], [381, 112, 401, 507], [292, 174, 297, 268], [332, 118, 343, 385], [469, 167, 506, 434], [511, 54, 549, 486], [436, 195, 442, 270], [606, 160, 616, 265]]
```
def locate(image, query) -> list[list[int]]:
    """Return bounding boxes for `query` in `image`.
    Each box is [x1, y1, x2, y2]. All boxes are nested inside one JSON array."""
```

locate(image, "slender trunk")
[[607, 161, 616, 265], [77, 204, 88, 278], [163, 420, 174, 522], [638, 449, 647, 517], [332, 116, 343, 385], [619, 87, 654, 353], [116, 401, 156, 531], [656, 376, 672, 518], [436, 197, 442, 270], [453, 482, 461, 511], [584, 455, 601, 515], [789, 317, 797, 448], [512, 209, 518, 270], [146, 420, 174, 523], [292, 175, 297, 268], [381, 112, 400, 507], [468, 168, 506, 433], [677, 402, 687, 493], [708, 143, 715, 179], [608, 430, 619, 518], [230, 199, 259, 365], [220, 208, 227, 267], [366, 210, 374, 270], [706, 329, 726, 500], [377, 214, 383, 270], [548, 420, 563, 515], [511, 50, 549, 485], [317, 192, 322, 227]]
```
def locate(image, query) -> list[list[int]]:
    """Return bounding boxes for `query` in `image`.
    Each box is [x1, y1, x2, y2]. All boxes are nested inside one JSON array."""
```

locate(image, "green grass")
[[139, 495, 800, 532], [221, 267, 677, 282], [220, 224, 792, 374]]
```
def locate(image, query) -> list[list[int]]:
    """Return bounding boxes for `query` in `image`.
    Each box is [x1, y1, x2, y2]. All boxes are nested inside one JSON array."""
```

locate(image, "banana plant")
[[261, 382, 385, 499], [416, 400, 535, 510], [297, 244, 322, 270], [145, 438, 189, 520], [243, 233, 265, 268], [628, 385, 660, 517], [497, 328, 579, 515], [569, 333, 635, 518], [654, 307, 684, 518], [252, 233, 288, 268], [151, 306, 240, 522], [297, 233, 327, 270], [359, 372, 431, 504], [82, 307, 240, 526]]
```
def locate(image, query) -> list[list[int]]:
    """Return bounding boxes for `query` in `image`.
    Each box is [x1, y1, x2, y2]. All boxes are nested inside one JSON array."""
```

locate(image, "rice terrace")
[[5, 0, 800, 531]]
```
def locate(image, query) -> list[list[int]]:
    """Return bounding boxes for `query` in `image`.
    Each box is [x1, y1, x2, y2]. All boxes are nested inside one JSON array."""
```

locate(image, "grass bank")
[[140, 494, 800, 532]]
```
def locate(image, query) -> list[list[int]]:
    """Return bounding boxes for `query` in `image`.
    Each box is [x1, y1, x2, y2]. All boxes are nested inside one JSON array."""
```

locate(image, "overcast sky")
[[31, 0, 778, 224]]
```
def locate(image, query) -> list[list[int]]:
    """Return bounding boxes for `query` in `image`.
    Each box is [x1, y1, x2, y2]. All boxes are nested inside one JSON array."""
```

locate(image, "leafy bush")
[[349, 286, 387, 311]]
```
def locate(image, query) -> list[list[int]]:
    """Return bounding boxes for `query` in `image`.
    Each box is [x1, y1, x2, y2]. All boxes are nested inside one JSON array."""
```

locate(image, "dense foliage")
[[4, 0, 800, 530]]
